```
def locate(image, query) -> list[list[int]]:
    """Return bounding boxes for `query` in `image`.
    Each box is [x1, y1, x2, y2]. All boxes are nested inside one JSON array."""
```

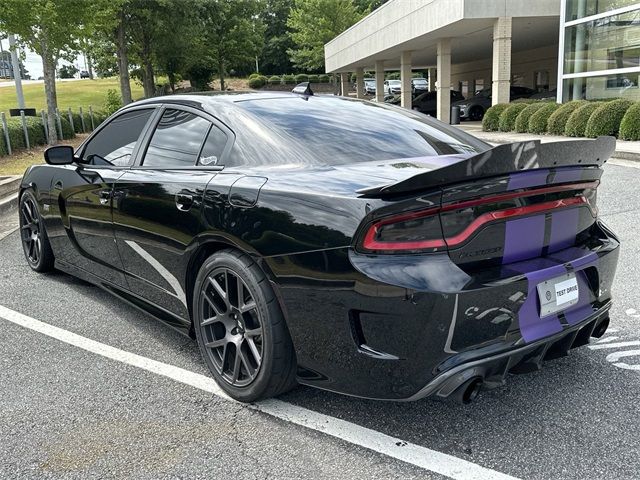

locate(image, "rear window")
[[239, 96, 484, 165]]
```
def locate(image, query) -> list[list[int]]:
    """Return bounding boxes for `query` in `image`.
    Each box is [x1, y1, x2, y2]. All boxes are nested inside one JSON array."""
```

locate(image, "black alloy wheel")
[[469, 106, 484, 121], [19, 190, 54, 272], [194, 249, 297, 402]]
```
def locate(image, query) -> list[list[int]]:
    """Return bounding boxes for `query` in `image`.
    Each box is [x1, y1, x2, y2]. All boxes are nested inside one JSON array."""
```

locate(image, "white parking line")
[[0, 304, 519, 480], [588, 341, 640, 350]]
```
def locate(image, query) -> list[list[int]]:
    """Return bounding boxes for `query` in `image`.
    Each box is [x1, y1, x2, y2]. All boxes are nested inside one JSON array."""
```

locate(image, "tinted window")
[[143, 109, 210, 167], [239, 96, 485, 166], [83, 109, 153, 166], [198, 124, 228, 166]]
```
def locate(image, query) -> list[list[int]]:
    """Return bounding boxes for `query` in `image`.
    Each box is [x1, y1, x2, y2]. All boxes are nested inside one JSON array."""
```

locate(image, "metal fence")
[[0, 106, 98, 156]]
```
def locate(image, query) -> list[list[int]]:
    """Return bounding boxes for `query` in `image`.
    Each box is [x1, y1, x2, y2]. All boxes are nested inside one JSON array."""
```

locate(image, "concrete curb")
[[0, 192, 18, 217], [0, 176, 21, 198]]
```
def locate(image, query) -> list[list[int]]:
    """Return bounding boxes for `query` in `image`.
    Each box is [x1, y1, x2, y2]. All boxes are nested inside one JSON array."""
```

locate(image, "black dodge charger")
[[19, 92, 619, 403]]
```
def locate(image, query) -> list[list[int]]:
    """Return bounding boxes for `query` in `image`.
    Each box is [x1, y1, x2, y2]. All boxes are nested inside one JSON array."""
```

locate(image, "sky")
[[0, 38, 87, 79]]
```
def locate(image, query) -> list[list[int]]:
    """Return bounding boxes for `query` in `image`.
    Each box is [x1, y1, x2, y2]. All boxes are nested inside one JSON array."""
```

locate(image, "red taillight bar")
[[362, 182, 597, 252]]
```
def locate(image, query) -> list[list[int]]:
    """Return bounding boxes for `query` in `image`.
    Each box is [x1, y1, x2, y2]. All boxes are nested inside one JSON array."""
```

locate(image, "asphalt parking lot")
[[1, 159, 640, 480]]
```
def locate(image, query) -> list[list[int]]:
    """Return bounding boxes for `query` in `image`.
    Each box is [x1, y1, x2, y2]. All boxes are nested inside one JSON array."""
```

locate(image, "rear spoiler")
[[357, 136, 616, 197]]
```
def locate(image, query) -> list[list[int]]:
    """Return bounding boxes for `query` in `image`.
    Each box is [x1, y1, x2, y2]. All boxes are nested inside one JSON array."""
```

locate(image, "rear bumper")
[[265, 222, 619, 401], [404, 304, 610, 401]]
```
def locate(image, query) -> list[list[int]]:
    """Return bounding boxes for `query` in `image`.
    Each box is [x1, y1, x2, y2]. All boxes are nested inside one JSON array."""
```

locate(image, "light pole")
[[8, 34, 26, 110]]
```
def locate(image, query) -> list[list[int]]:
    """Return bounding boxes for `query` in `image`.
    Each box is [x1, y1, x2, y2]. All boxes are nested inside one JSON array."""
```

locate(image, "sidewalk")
[[455, 121, 640, 162]]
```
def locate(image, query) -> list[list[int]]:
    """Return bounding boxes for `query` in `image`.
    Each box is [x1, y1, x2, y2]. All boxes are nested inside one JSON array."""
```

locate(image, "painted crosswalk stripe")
[[0, 304, 519, 480]]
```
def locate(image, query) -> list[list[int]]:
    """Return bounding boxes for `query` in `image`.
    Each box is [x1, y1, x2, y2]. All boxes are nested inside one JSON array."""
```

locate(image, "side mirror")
[[44, 145, 75, 165]]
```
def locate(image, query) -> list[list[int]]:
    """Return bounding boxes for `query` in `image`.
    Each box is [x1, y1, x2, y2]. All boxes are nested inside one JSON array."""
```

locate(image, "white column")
[[428, 68, 436, 92], [491, 17, 512, 106], [355, 67, 365, 99], [375, 60, 385, 102], [437, 38, 451, 123], [400, 51, 412, 109], [340, 72, 349, 97]]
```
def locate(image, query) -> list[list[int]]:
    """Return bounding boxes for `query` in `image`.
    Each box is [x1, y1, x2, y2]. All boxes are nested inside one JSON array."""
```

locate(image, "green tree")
[[0, 0, 90, 144], [258, 0, 294, 75], [287, 0, 364, 72], [58, 64, 79, 79], [199, 0, 265, 91]]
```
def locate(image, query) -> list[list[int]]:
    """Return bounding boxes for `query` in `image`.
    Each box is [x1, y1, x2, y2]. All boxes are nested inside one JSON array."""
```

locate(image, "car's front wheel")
[[193, 249, 297, 402], [19, 190, 55, 272]]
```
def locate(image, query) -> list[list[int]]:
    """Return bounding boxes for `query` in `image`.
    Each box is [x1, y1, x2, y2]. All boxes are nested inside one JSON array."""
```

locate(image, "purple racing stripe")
[[502, 215, 546, 264], [563, 270, 597, 326], [507, 169, 549, 190], [548, 208, 580, 253]]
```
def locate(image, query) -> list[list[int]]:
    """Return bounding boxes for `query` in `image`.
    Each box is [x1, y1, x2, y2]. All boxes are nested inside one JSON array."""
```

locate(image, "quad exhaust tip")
[[453, 377, 483, 404], [592, 317, 610, 339]]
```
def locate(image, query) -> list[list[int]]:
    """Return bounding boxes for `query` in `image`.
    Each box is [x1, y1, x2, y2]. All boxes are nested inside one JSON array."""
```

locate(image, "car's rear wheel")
[[193, 249, 297, 402], [469, 106, 484, 121], [19, 190, 54, 272]]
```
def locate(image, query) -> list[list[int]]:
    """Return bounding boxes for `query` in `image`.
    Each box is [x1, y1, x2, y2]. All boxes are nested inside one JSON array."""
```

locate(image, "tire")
[[193, 249, 297, 402], [19, 189, 55, 273], [469, 106, 484, 121]]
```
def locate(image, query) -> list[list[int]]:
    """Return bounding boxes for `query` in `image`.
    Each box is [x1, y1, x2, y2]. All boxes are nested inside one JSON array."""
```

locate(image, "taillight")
[[360, 181, 598, 254], [362, 208, 446, 253]]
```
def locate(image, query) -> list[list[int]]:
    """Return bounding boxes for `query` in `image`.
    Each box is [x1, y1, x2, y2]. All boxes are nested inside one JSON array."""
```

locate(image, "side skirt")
[[54, 260, 194, 338]]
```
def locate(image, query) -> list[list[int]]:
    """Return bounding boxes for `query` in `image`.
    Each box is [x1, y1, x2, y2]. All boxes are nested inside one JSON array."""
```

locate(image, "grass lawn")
[[0, 135, 88, 176], [0, 78, 144, 113]]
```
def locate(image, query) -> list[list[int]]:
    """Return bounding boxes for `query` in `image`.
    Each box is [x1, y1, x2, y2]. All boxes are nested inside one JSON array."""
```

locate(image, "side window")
[[143, 109, 210, 167], [83, 109, 154, 166], [198, 124, 228, 166]]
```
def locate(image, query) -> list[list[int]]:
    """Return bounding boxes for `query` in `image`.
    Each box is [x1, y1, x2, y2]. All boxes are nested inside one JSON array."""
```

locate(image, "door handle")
[[98, 189, 112, 205], [175, 193, 193, 211]]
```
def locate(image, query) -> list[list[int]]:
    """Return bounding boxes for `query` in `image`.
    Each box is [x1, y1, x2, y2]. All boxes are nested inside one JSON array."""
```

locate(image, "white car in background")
[[384, 79, 401, 94]]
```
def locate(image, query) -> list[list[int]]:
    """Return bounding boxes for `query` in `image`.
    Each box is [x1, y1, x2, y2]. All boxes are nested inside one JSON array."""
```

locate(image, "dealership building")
[[324, 0, 640, 122]]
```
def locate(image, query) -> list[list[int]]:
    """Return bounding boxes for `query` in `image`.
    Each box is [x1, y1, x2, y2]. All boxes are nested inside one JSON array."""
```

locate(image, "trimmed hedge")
[[565, 102, 603, 137], [498, 103, 529, 132], [282, 74, 296, 84], [584, 99, 633, 138], [268, 75, 281, 85], [547, 101, 586, 136], [318, 74, 330, 83], [619, 102, 640, 141], [482, 103, 509, 132], [514, 103, 547, 133], [248, 75, 268, 89], [294, 73, 308, 83], [307, 74, 319, 83], [528, 102, 561, 134]]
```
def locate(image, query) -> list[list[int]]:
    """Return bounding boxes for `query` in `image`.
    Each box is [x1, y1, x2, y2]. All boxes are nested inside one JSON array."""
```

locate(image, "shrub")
[[482, 104, 509, 131], [511, 98, 535, 104], [268, 75, 281, 85], [547, 101, 587, 136], [498, 103, 529, 132], [307, 74, 319, 83], [0, 116, 51, 156], [104, 89, 123, 116], [58, 116, 76, 140], [619, 102, 640, 141], [248, 76, 267, 89], [386, 72, 400, 80], [248, 73, 260, 80], [527, 102, 560, 134], [282, 74, 296, 84], [294, 73, 309, 83], [564, 102, 603, 137], [514, 103, 546, 133], [584, 99, 633, 138], [318, 74, 330, 83]]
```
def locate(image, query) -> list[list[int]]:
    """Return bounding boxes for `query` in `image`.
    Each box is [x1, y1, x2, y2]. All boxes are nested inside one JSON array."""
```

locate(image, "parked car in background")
[[412, 78, 429, 93], [453, 86, 535, 120], [530, 89, 557, 100], [411, 90, 465, 116], [364, 79, 376, 95], [384, 79, 401, 94], [80, 70, 90, 79]]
